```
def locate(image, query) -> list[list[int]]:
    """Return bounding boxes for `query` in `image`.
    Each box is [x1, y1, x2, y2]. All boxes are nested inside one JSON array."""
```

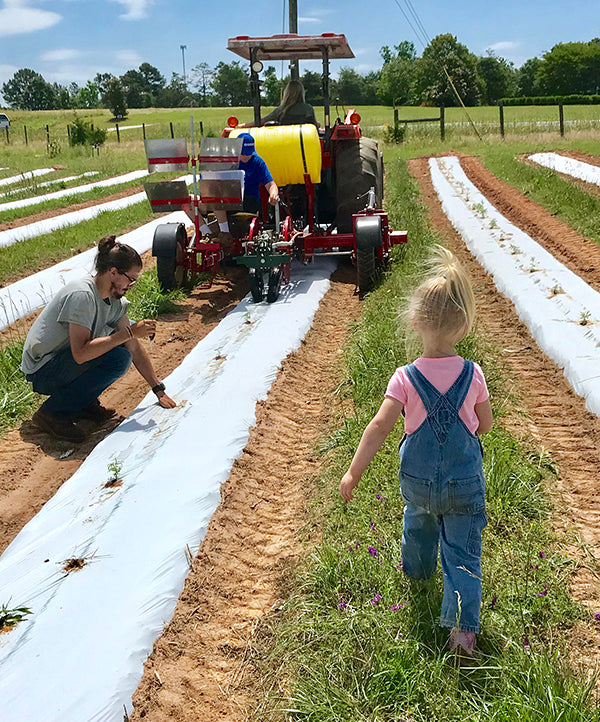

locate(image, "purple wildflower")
[[355, 541, 360, 550], [524, 636, 530, 652], [349, 546, 354, 553], [539, 551, 547, 559], [490, 594, 497, 609], [368, 545, 379, 557], [369, 518, 377, 532], [595, 613, 600, 621], [338, 601, 347, 610], [394, 563, 404, 572], [375, 493, 387, 502], [534, 587, 548, 598], [391, 603, 405, 611], [371, 593, 382, 606]]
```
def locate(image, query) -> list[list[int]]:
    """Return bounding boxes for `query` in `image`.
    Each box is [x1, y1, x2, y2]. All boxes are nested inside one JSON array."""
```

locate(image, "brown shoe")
[[75, 402, 116, 424], [32, 408, 87, 443], [448, 629, 477, 667]]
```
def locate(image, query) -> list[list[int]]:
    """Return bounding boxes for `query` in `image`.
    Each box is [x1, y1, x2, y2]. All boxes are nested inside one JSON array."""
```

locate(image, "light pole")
[[180, 44, 187, 88]]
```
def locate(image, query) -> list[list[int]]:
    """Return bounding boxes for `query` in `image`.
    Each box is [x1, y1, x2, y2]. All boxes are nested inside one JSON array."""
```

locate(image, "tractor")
[[143, 32, 407, 302]]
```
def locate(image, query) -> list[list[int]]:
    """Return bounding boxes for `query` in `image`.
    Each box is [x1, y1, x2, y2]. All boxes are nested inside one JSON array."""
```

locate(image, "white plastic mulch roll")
[[430, 156, 600, 416], [0, 168, 55, 187], [0, 174, 192, 250], [529, 152, 600, 186], [0, 170, 149, 213], [0, 211, 190, 330], [0, 258, 335, 722]]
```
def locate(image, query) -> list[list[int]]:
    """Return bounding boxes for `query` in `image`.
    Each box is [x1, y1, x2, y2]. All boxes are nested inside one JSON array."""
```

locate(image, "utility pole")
[[180, 44, 187, 88], [289, 0, 299, 80]]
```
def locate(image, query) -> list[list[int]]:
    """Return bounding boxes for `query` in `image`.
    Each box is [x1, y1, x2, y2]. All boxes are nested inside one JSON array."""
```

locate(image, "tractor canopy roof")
[[227, 33, 355, 61]]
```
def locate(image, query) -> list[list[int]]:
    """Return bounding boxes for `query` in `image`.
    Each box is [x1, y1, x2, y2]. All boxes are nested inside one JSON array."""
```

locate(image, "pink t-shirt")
[[385, 356, 489, 434]]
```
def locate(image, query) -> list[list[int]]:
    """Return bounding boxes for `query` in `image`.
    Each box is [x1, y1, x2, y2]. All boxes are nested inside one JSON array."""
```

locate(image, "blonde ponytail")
[[409, 245, 475, 336]]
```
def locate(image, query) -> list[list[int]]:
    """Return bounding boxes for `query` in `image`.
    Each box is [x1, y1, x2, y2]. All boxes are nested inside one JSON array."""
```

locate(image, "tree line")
[[2, 35, 600, 114]]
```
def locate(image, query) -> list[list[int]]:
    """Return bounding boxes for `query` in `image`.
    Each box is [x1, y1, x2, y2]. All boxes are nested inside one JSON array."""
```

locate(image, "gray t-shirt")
[[21, 275, 129, 375]]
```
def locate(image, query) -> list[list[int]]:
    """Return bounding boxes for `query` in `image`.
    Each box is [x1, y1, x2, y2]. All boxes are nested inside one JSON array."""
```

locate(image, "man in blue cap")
[[190, 133, 279, 248]]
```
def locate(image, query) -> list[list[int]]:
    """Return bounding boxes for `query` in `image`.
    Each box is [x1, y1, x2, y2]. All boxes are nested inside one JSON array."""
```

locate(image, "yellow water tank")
[[230, 125, 321, 186]]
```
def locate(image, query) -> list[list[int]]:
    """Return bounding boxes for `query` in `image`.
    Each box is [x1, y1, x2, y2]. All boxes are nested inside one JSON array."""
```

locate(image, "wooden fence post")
[[559, 104, 565, 137], [169, 121, 174, 139], [394, 108, 399, 139], [116, 123, 120, 142], [45, 124, 50, 148], [142, 123, 146, 140], [440, 105, 445, 141], [199, 121, 204, 136], [499, 104, 505, 138], [4, 127, 8, 144], [67, 124, 71, 142], [24, 125, 28, 146]]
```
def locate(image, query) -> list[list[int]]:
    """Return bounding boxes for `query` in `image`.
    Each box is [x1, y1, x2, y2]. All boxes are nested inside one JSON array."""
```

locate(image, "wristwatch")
[[152, 382, 166, 395]]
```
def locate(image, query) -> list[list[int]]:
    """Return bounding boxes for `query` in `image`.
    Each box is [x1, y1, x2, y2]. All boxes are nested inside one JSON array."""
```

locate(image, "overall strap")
[[404, 360, 474, 443]]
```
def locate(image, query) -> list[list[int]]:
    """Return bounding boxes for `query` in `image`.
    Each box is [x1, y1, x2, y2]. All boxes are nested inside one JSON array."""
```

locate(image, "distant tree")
[[210, 61, 250, 105], [537, 41, 600, 95], [2, 68, 57, 109], [121, 69, 149, 107], [75, 81, 100, 109], [301, 70, 322, 105], [94, 73, 114, 97], [333, 68, 378, 105], [262, 66, 283, 106], [53, 83, 75, 109], [157, 73, 194, 107], [414, 34, 483, 106], [477, 53, 517, 104], [380, 41, 416, 64], [138, 63, 166, 102], [516, 57, 543, 96], [102, 77, 127, 118], [190, 63, 214, 106], [377, 54, 417, 105]]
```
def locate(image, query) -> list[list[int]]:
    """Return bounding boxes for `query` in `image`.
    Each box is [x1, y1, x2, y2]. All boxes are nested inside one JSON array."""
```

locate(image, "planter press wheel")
[[249, 269, 264, 303], [355, 214, 382, 293], [153, 223, 187, 292], [266, 266, 283, 304], [356, 248, 377, 293]]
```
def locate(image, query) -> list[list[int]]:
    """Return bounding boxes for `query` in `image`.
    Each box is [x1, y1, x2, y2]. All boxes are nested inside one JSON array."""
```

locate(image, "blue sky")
[[0, 0, 598, 98]]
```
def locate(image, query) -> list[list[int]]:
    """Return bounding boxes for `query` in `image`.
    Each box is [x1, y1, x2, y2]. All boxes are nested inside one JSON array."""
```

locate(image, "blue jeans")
[[401, 476, 487, 633], [26, 345, 132, 418]]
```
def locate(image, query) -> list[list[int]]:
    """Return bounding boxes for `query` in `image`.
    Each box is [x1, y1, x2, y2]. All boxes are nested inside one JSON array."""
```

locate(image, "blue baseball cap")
[[238, 132, 255, 155]]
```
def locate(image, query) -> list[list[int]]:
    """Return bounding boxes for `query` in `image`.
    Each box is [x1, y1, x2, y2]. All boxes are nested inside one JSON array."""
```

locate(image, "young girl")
[[339, 245, 493, 661]]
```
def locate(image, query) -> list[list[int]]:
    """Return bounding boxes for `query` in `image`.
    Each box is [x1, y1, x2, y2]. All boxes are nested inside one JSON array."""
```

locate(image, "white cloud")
[[115, 49, 143, 66], [0, 0, 61, 37], [298, 16, 320, 24], [109, 0, 152, 20], [40, 48, 81, 62], [485, 41, 519, 54]]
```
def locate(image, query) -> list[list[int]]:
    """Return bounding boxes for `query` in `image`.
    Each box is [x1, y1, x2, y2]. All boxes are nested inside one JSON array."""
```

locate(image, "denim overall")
[[398, 359, 486, 632]]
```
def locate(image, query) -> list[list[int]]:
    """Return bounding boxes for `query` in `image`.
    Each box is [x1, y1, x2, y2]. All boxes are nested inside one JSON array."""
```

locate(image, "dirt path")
[[410, 152, 600, 672]]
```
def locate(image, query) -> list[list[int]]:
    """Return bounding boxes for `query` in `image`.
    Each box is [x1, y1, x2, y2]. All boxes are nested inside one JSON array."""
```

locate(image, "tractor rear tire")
[[266, 267, 283, 303], [335, 137, 383, 233], [249, 271, 264, 303], [356, 248, 377, 293]]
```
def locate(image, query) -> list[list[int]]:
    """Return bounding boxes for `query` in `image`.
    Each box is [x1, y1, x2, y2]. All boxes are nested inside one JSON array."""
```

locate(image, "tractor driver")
[[191, 133, 279, 248]]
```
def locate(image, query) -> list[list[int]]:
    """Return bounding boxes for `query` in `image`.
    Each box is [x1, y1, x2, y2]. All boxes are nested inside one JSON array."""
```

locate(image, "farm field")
[[2, 108, 600, 719]]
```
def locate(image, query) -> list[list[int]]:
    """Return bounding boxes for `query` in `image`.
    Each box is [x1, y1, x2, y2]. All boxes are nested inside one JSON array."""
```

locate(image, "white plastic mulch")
[[0, 170, 149, 213], [529, 152, 600, 186], [0, 212, 190, 330], [0, 172, 99, 196], [0, 174, 192, 251], [0, 257, 335, 722], [430, 155, 600, 416], [0, 168, 55, 187]]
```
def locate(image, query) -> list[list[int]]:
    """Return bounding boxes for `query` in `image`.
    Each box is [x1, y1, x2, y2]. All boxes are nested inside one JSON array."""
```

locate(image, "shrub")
[[69, 115, 107, 147]]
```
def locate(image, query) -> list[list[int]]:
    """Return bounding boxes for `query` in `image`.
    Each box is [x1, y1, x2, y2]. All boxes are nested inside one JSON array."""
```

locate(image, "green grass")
[[250, 157, 598, 722], [0, 338, 36, 436], [126, 267, 186, 320]]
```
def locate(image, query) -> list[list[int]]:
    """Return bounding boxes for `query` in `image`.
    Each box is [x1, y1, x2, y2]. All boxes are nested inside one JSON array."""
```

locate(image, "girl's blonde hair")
[[409, 245, 475, 336]]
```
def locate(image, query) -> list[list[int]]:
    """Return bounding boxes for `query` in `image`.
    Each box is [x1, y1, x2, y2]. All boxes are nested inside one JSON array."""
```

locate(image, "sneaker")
[[448, 629, 477, 667], [75, 402, 116, 424], [32, 408, 87, 443]]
